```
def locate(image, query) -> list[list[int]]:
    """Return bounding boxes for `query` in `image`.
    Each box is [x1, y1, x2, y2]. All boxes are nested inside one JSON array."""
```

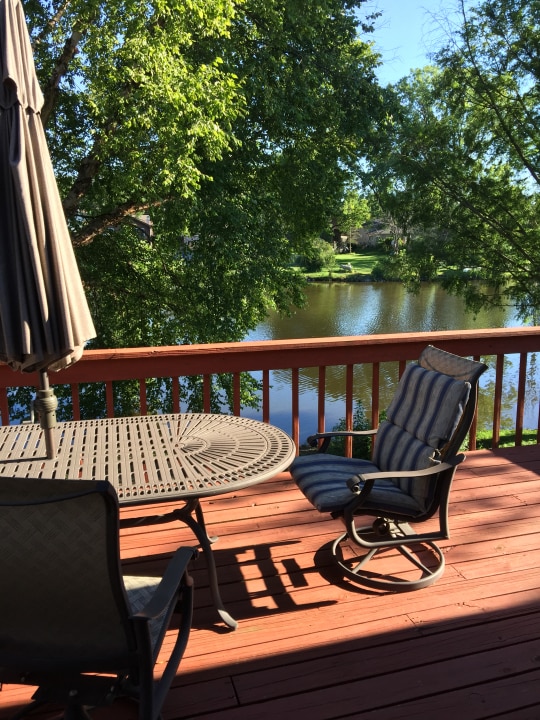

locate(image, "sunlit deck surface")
[[2, 445, 540, 719]]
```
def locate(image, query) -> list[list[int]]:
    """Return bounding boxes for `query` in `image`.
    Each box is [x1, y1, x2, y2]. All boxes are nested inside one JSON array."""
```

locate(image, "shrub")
[[300, 238, 335, 272], [327, 401, 372, 458]]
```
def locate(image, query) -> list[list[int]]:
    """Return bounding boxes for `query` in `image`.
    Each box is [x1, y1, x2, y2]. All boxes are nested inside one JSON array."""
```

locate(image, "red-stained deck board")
[[1, 446, 540, 719]]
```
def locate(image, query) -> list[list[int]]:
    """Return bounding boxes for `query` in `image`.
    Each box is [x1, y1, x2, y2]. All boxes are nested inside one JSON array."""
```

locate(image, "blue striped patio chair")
[[290, 345, 487, 592]]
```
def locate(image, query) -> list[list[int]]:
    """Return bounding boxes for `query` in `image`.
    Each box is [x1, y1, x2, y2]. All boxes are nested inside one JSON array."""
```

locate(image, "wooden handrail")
[[1, 327, 539, 452]]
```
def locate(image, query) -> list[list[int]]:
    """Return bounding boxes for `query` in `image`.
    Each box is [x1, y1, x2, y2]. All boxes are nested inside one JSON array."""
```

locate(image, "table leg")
[[121, 501, 238, 630], [172, 500, 238, 630]]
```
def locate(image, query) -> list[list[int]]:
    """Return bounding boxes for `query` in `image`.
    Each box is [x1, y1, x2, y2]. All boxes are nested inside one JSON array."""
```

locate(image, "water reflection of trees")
[[245, 282, 537, 436], [249, 282, 518, 342]]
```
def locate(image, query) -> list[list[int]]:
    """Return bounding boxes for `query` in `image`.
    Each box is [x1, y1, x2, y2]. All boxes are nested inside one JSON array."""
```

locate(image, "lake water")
[[242, 282, 538, 439]]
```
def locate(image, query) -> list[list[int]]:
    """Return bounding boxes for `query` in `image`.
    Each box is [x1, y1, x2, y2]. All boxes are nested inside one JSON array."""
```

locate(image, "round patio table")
[[0, 413, 296, 629]]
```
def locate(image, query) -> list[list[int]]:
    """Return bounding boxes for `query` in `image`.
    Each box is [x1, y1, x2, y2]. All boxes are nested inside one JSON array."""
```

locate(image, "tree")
[[337, 188, 372, 250], [26, 0, 386, 351], [21, 0, 387, 416], [363, 0, 540, 318], [176, 0, 387, 341]]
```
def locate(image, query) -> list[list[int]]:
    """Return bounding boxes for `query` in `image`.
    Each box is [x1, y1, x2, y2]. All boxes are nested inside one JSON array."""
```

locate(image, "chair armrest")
[[346, 455, 465, 504], [307, 428, 377, 451], [132, 546, 197, 622]]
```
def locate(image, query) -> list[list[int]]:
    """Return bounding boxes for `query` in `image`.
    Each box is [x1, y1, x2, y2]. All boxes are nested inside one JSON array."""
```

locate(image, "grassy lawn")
[[334, 250, 383, 274], [475, 429, 538, 449], [293, 247, 386, 280]]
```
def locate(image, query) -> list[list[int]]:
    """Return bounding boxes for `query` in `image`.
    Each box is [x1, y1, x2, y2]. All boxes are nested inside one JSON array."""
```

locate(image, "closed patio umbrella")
[[0, 0, 96, 457]]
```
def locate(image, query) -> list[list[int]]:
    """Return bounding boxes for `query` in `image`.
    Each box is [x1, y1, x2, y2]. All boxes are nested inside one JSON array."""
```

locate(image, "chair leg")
[[331, 529, 446, 592]]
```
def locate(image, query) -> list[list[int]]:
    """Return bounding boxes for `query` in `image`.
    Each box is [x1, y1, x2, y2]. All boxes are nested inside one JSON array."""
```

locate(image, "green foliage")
[[327, 402, 372, 458], [342, 191, 371, 232], [26, 0, 385, 348], [474, 430, 538, 450], [331, 187, 372, 242], [363, 0, 540, 319], [300, 238, 336, 273], [23, 0, 387, 417], [371, 255, 401, 282], [26, 0, 383, 347]]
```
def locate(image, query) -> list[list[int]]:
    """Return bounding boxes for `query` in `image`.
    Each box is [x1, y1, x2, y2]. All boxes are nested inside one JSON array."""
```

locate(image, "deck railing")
[[0, 327, 539, 453]]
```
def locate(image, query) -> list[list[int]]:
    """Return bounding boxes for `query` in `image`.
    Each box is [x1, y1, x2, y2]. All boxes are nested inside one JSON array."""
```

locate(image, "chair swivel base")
[[331, 526, 446, 592]]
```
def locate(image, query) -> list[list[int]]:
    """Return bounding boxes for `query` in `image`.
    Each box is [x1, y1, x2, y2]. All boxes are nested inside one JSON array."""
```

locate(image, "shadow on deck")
[[1, 445, 540, 719]]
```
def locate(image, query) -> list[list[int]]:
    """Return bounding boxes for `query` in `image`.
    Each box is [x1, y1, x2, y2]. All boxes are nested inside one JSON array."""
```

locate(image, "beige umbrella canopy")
[[0, 0, 96, 457]]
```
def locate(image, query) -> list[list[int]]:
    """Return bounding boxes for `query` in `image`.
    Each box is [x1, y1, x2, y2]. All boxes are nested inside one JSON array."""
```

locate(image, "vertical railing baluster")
[[262, 369, 270, 423], [106, 380, 114, 417], [292, 368, 299, 452], [371, 361, 380, 429], [317, 366, 325, 435], [345, 364, 354, 458], [139, 379, 148, 415], [203, 375, 211, 412], [467, 354, 483, 450], [71, 384, 80, 420], [233, 373, 241, 416], [0, 388, 9, 425], [492, 354, 504, 449], [172, 377, 180, 413], [516, 352, 527, 445], [537, 385, 540, 444]]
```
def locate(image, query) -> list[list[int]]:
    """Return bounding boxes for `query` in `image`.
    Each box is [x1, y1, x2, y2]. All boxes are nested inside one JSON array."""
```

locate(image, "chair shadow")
[[312, 539, 382, 596], [313, 537, 446, 597], [124, 539, 337, 632]]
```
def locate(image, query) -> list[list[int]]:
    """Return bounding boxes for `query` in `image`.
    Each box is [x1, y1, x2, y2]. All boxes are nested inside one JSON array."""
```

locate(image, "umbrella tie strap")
[[33, 389, 58, 429]]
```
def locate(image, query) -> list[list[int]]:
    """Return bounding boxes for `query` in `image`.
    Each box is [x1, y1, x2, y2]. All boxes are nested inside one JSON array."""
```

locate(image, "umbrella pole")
[[34, 370, 58, 459]]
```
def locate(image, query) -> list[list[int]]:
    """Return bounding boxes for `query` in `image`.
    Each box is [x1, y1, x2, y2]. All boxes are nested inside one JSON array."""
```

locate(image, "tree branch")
[[33, 0, 72, 45], [458, 0, 540, 186], [71, 199, 168, 247], [41, 29, 83, 127], [62, 146, 101, 217]]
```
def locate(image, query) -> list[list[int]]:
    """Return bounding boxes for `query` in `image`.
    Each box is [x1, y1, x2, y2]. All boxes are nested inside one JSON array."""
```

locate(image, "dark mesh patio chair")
[[290, 345, 487, 591], [0, 477, 197, 720]]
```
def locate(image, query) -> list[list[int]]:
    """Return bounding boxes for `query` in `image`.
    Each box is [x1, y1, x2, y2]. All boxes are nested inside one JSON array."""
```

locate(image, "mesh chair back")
[[0, 477, 135, 674]]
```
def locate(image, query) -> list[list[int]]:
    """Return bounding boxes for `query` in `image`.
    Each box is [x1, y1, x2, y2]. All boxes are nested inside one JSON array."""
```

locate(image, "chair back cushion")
[[0, 477, 135, 674], [380, 363, 471, 453], [418, 344, 487, 384], [373, 364, 471, 510], [418, 344, 487, 455]]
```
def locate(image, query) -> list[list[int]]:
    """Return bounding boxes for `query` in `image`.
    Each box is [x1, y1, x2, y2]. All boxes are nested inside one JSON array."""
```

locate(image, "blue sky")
[[359, 0, 461, 85]]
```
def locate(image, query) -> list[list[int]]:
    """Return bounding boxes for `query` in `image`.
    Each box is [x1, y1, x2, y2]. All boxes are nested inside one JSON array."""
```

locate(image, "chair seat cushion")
[[290, 454, 426, 516], [124, 575, 165, 653]]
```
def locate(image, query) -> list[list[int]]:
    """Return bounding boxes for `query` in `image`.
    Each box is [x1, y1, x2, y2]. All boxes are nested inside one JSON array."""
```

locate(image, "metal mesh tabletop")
[[0, 414, 296, 505]]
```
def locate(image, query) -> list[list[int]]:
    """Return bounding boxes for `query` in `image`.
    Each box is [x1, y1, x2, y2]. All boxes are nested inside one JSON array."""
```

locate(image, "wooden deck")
[[2, 445, 540, 719]]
